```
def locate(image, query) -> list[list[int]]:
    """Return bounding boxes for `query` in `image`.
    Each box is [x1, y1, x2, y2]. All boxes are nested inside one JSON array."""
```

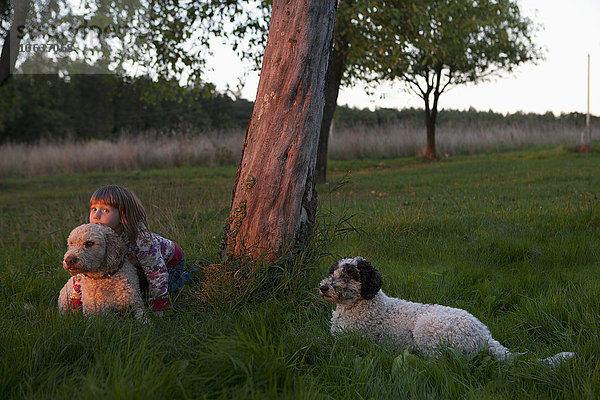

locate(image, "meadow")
[[1, 143, 599, 399]]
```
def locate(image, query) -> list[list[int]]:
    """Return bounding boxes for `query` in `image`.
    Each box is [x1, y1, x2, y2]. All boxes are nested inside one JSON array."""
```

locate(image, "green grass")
[[1, 144, 599, 399]]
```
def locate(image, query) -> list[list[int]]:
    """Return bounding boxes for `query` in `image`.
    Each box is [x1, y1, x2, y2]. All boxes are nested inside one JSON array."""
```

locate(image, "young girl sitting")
[[68, 185, 195, 314]]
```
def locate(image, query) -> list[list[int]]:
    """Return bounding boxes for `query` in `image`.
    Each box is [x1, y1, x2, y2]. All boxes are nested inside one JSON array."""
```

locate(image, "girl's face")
[[90, 202, 121, 231]]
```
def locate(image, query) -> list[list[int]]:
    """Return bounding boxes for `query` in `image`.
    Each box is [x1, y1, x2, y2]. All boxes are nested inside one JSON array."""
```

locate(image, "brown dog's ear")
[[357, 258, 382, 300], [103, 228, 126, 274]]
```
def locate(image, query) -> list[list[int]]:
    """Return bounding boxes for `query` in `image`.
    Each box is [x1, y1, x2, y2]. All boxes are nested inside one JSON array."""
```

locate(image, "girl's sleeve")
[[133, 233, 171, 311]]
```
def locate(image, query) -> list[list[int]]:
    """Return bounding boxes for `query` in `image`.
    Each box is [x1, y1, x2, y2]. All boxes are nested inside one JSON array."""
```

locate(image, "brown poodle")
[[58, 223, 147, 322]]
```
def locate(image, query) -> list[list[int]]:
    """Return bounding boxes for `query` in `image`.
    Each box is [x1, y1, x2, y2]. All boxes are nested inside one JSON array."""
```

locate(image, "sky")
[[204, 0, 600, 116]]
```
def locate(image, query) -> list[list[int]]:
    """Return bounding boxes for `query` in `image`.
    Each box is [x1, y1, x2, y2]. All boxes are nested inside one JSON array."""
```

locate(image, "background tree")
[[359, 0, 543, 159], [223, 0, 336, 262], [0, 0, 30, 86], [315, 0, 352, 184], [316, 0, 417, 183]]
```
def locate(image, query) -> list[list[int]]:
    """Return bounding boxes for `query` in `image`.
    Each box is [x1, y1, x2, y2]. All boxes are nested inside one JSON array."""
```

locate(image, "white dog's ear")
[[103, 228, 126, 273], [357, 259, 382, 300]]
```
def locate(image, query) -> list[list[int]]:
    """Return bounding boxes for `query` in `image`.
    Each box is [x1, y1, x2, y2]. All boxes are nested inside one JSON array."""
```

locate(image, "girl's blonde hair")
[[90, 185, 149, 243]]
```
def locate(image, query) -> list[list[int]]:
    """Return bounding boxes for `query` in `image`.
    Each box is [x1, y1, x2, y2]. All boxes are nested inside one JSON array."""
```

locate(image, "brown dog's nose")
[[64, 254, 78, 267], [319, 285, 329, 293]]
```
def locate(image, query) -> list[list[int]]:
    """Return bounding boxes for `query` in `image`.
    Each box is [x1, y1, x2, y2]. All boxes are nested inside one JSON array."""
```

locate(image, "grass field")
[[1, 144, 599, 399]]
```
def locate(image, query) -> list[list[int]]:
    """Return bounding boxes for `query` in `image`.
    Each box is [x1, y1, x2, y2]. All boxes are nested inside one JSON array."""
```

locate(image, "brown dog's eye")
[[84, 241, 95, 248]]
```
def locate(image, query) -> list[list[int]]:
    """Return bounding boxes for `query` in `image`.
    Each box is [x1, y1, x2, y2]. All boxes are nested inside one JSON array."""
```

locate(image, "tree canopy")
[[375, 0, 541, 84], [1, 0, 271, 84]]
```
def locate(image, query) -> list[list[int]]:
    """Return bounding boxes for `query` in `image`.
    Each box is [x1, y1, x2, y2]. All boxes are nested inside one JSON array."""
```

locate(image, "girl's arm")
[[133, 233, 170, 311]]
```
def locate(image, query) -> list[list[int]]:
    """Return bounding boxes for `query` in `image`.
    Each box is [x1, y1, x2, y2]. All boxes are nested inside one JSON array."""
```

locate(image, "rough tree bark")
[[223, 0, 337, 262], [0, 0, 31, 87]]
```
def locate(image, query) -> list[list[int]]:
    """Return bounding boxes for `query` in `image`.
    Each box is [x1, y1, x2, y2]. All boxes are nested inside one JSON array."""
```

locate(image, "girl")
[[69, 185, 194, 314]]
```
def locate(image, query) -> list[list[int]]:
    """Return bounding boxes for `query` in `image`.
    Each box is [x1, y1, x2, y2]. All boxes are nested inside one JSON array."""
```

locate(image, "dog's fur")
[[58, 223, 147, 322], [319, 257, 573, 365]]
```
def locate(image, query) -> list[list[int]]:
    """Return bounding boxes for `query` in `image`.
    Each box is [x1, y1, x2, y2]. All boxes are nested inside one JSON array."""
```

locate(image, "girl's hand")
[[154, 310, 165, 318]]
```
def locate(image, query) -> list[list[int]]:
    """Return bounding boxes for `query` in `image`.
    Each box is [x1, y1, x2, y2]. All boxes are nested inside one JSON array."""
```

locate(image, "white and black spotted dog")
[[319, 257, 574, 365]]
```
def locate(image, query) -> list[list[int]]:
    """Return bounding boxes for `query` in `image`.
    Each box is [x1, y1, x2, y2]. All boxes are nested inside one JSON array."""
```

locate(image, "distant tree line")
[[0, 74, 596, 144], [333, 106, 598, 130], [0, 74, 254, 143]]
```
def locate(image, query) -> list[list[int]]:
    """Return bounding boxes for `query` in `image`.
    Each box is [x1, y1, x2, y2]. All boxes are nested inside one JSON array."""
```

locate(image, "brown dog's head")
[[63, 223, 126, 279], [319, 257, 383, 305]]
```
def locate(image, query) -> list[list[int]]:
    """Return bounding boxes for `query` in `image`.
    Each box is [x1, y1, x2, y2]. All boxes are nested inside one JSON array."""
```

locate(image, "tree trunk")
[[0, 0, 31, 87], [424, 112, 436, 159], [315, 0, 351, 185], [423, 97, 437, 159], [315, 38, 348, 184], [223, 0, 337, 262], [423, 69, 442, 159]]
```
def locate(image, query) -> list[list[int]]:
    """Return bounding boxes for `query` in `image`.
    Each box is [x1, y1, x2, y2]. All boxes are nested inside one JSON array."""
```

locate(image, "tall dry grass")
[[0, 118, 595, 178], [329, 118, 593, 159], [0, 129, 245, 178]]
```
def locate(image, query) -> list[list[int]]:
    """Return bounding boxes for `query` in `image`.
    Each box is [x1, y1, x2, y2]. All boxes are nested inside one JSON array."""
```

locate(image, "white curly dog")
[[58, 223, 147, 322], [319, 257, 573, 365]]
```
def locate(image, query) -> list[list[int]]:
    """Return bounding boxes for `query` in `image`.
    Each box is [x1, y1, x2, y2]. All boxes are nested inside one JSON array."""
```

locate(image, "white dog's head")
[[63, 223, 126, 279], [319, 257, 383, 305]]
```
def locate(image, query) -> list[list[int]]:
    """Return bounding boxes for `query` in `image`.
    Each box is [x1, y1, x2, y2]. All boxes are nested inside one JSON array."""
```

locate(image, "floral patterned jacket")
[[126, 230, 182, 311]]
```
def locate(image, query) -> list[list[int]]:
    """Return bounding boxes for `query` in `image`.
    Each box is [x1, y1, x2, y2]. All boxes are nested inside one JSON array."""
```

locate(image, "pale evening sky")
[[204, 0, 600, 116]]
